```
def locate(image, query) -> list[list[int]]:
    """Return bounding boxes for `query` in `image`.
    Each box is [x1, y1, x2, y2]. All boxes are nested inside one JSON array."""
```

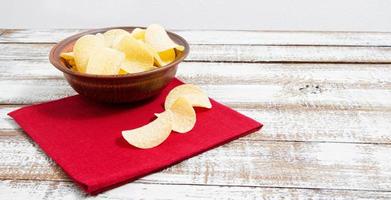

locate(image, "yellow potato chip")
[[165, 84, 212, 110], [145, 24, 185, 52], [60, 51, 74, 60], [168, 97, 196, 133], [73, 34, 105, 73], [103, 29, 130, 48], [120, 59, 157, 74], [60, 52, 76, 68], [118, 68, 128, 75], [86, 47, 124, 75], [122, 111, 172, 149], [141, 42, 175, 67], [131, 28, 146, 40], [142, 42, 167, 67], [159, 49, 176, 65], [114, 35, 154, 67]]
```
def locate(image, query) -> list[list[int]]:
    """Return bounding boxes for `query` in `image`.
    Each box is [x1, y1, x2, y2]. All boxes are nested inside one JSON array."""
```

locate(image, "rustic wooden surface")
[[1, 29, 391, 199]]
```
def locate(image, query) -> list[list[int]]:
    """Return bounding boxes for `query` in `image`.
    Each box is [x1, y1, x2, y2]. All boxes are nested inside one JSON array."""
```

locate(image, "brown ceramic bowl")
[[49, 26, 189, 103]]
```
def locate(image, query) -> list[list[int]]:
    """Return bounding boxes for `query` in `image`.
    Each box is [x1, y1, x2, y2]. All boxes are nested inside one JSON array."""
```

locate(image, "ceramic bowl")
[[49, 26, 189, 103]]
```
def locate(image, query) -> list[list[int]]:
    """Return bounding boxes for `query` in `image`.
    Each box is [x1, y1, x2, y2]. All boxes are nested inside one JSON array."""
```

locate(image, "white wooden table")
[[1, 29, 391, 199]]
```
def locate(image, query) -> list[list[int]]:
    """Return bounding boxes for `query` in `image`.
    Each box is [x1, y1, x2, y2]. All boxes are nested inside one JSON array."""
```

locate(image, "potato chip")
[[73, 34, 105, 73], [60, 51, 74, 60], [165, 84, 212, 110], [120, 59, 157, 74], [96, 33, 105, 41], [142, 42, 176, 67], [86, 47, 124, 75], [114, 35, 154, 67], [122, 111, 172, 149], [145, 24, 185, 52], [131, 28, 146, 40], [159, 49, 176, 65], [168, 97, 196, 133], [142, 42, 169, 67], [60, 52, 76, 68], [118, 68, 128, 75], [103, 29, 130, 48]]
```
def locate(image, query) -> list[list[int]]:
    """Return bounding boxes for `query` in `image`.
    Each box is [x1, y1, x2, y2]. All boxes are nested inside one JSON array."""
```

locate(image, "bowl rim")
[[49, 26, 190, 79]]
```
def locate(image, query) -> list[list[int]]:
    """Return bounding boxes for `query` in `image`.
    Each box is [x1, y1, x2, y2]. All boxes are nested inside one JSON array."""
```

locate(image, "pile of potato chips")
[[60, 24, 185, 75], [122, 84, 212, 149]]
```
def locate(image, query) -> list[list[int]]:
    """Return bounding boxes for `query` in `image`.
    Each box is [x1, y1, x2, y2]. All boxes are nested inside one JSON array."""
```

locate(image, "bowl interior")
[[50, 26, 189, 79]]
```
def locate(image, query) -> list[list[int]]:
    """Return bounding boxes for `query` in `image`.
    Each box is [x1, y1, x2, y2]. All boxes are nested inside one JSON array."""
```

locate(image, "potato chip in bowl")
[[60, 24, 185, 76]]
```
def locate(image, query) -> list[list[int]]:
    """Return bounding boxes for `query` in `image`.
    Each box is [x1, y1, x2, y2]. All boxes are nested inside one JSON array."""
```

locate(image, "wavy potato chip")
[[131, 28, 146, 40], [86, 47, 124, 75], [122, 111, 172, 149], [142, 42, 176, 67], [68, 26, 184, 76], [60, 52, 76, 68], [168, 97, 196, 133], [60, 51, 74, 60], [73, 34, 105, 73], [120, 59, 157, 74], [159, 49, 176, 65], [114, 35, 154, 67], [122, 82, 213, 148], [103, 29, 130, 48], [145, 24, 185, 52], [142, 42, 170, 67], [165, 84, 212, 110]]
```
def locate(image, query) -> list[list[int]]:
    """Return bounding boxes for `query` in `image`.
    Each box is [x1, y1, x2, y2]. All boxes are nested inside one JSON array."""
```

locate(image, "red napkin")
[[8, 78, 262, 194]]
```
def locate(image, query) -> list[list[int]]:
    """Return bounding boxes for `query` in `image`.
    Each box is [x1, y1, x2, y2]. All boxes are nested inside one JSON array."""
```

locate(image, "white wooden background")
[[0, 29, 391, 199]]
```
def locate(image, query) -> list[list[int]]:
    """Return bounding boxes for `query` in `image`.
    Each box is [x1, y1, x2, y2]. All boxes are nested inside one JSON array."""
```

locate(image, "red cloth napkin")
[[8, 78, 262, 194]]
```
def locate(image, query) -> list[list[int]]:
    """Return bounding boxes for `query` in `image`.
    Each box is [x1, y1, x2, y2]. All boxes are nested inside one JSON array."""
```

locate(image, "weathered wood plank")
[[1, 78, 390, 111], [2, 180, 391, 200], [180, 62, 391, 88], [0, 106, 18, 130], [2, 106, 391, 144], [2, 60, 391, 89], [1, 135, 391, 191], [2, 29, 391, 198], [0, 29, 83, 44], [191, 45, 391, 63], [2, 43, 391, 63], [242, 108, 391, 144], [0, 60, 61, 78], [2, 29, 391, 47], [0, 79, 75, 104], [1, 60, 390, 110]]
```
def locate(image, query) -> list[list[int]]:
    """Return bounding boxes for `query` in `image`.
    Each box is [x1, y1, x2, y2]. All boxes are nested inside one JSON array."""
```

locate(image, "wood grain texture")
[[1, 29, 391, 198], [2, 180, 391, 200], [1, 29, 391, 47], [2, 60, 391, 88], [0, 106, 18, 130], [2, 134, 391, 191], [2, 106, 391, 144], [1, 60, 391, 111], [1, 78, 390, 111], [2, 43, 391, 63], [5, 180, 391, 200]]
